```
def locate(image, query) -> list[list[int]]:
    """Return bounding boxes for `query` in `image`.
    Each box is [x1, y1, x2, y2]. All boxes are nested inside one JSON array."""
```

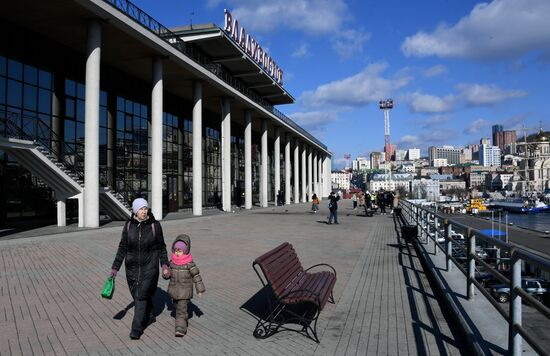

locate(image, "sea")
[[489, 211, 550, 233]]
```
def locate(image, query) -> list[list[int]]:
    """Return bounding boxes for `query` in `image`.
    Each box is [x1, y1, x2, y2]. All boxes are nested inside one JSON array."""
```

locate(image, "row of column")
[[81, 21, 331, 227]]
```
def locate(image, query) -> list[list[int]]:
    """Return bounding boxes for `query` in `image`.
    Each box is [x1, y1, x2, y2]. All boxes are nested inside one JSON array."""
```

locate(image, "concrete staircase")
[[0, 136, 131, 222]]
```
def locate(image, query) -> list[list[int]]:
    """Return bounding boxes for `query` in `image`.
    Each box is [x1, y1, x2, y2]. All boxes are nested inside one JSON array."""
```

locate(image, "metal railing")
[[1, 109, 135, 206], [102, 0, 327, 151], [399, 200, 550, 355]]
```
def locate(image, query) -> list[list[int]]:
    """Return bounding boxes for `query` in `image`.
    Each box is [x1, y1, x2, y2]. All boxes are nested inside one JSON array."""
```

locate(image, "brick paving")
[[0, 202, 462, 355]]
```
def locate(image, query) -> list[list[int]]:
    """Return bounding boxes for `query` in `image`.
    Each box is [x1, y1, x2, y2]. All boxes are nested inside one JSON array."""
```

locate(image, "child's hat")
[[173, 241, 187, 251]]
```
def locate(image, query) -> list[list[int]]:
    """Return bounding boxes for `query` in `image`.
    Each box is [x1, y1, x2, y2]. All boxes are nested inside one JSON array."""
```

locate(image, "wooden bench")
[[252, 242, 337, 343]]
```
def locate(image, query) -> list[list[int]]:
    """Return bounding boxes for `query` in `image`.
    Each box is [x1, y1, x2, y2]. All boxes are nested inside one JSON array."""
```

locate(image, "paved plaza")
[[0, 201, 463, 355]]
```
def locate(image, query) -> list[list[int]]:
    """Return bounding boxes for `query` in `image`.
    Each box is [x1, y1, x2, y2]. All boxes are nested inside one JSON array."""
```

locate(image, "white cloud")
[[292, 43, 310, 58], [456, 83, 527, 106], [331, 29, 371, 59], [423, 65, 447, 78], [423, 114, 451, 127], [401, 0, 550, 60], [300, 63, 412, 108], [290, 110, 339, 131], [228, 0, 348, 35], [396, 135, 419, 146], [464, 118, 490, 134], [408, 92, 455, 113]]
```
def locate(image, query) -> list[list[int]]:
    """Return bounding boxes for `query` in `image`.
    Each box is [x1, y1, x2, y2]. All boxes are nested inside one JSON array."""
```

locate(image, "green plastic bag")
[[101, 276, 115, 299]]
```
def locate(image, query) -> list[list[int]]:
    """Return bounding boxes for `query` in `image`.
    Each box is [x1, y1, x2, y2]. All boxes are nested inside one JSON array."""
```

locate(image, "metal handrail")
[[1, 109, 135, 205], [102, 0, 327, 150], [399, 199, 550, 355]]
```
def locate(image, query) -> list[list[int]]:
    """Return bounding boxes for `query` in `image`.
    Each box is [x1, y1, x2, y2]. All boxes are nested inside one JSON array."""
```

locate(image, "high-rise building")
[[370, 152, 384, 169], [428, 145, 461, 166], [407, 148, 421, 160], [460, 148, 472, 163], [395, 150, 407, 161], [480, 137, 491, 145], [494, 130, 517, 151], [352, 156, 371, 171], [492, 124, 503, 143], [479, 144, 501, 167]]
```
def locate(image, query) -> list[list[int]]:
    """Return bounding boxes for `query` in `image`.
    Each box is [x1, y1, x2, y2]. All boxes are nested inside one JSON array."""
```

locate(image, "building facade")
[[0, 1, 332, 227], [480, 144, 501, 167], [428, 145, 461, 166]]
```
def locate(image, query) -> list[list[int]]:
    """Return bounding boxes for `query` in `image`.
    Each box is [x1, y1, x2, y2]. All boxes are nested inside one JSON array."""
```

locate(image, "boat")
[[490, 198, 550, 213], [465, 198, 488, 214]]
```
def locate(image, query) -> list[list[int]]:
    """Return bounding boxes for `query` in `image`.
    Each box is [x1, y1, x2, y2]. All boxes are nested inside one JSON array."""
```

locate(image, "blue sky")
[[131, 0, 550, 168]]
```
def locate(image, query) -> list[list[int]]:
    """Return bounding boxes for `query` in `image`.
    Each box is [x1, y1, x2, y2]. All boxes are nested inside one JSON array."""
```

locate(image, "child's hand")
[[162, 268, 170, 279], [197, 293, 203, 298]]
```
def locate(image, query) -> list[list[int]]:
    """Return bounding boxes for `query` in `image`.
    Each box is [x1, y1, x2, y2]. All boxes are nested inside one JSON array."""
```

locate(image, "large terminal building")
[[0, 0, 331, 228]]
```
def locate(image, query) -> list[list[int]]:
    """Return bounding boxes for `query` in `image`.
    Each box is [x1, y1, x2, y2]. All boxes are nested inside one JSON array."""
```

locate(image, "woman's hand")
[[162, 268, 170, 279]]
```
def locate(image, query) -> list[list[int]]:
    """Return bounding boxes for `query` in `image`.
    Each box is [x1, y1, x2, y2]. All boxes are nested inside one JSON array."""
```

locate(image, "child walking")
[[166, 234, 205, 337]]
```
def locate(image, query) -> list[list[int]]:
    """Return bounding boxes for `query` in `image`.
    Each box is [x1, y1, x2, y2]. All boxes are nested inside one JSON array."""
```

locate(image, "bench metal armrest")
[[305, 263, 337, 279], [252, 261, 268, 287]]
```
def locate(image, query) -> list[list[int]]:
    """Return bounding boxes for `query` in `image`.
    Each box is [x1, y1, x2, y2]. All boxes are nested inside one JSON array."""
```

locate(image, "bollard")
[[508, 248, 522, 355], [467, 229, 475, 300]]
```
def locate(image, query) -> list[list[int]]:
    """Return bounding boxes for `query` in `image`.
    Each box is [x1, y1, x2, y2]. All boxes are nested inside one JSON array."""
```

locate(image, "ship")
[[465, 198, 488, 214], [490, 198, 549, 213]]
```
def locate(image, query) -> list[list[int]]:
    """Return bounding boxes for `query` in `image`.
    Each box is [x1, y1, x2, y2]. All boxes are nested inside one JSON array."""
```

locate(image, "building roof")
[[170, 24, 294, 106]]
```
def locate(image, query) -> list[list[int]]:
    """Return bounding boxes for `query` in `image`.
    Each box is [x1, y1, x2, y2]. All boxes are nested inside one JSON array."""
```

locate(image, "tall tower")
[[343, 153, 351, 170], [379, 99, 394, 162]]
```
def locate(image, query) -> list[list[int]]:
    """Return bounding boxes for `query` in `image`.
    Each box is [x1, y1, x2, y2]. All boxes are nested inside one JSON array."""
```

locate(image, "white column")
[[84, 21, 101, 228], [244, 111, 252, 209], [325, 156, 332, 196], [192, 81, 202, 216], [221, 97, 231, 212], [285, 134, 291, 205], [307, 147, 312, 201], [260, 119, 268, 207], [313, 151, 318, 197], [301, 144, 307, 202], [57, 198, 66, 227], [318, 154, 323, 200], [151, 57, 163, 220], [274, 127, 281, 206], [293, 139, 299, 203]]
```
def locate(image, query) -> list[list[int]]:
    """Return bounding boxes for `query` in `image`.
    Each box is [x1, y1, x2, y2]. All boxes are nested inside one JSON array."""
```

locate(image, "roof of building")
[[170, 24, 294, 106]]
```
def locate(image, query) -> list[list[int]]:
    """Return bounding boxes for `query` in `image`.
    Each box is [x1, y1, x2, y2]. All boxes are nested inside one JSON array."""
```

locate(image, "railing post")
[[445, 220, 452, 271], [467, 228, 475, 299], [434, 215, 438, 255], [508, 248, 522, 355]]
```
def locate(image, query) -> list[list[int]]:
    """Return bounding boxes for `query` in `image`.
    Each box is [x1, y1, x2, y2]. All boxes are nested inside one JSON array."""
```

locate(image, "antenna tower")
[[379, 99, 394, 181]]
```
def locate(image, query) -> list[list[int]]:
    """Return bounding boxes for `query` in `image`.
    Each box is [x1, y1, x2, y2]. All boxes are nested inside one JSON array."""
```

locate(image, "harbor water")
[[489, 211, 550, 233]]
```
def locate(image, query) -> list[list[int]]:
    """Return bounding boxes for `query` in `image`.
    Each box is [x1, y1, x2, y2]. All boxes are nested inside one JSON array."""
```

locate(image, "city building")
[[410, 179, 440, 201], [0, 2, 331, 228], [399, 163, 416, 173], [331, 171, 351, 190], [428, 145, 461, 166], [395, 149, 407, 161], [367, 173, 413, 193], [352, 156, 371, 171], [432, 158, 448, 167], [460, 148, 472, 163], [480, 137, 491, 145], [518, 129, 550, 192], [407, 148, 421, 161], [370, 152, 384, 169], [468, 171, 491, 190], [479, 144, 501, 167], [494, 130, 517, 151]]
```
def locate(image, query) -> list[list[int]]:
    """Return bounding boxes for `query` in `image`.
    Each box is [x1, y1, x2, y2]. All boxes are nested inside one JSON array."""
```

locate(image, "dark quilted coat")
[[112, 212, 169, 300]]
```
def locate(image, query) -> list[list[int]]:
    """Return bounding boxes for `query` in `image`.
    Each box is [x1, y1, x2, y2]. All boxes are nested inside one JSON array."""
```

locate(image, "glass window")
[[117, 96, 124, 111], [76, 122, 84, 141], [0, 56, 6, 75], [38, 88, 51, 114], [64, 120, 75, 141], [7, 59, 22, 80], [0, 77, 5, 104], [65, 79, 76, 97], [7, 79, 22, 107], [99, 106, 107, 127], [23, 65, 38, 86], [66, 98, 75, 118], [100, 90, 107, 106], [38, 70, 52, 89], [76, 83, 85, 99], [76, 100, 84, 121], [23, 84, 37, 111]]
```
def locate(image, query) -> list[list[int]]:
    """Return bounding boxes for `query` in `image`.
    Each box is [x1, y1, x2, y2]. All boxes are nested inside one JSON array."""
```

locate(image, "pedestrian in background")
[[110, 198, 169, 340], [311, 193, 320, 213], [327, 192, 340, 224], [352, 193, 358, 210]]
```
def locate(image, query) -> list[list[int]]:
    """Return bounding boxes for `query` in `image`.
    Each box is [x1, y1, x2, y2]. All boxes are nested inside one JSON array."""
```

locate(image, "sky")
[[131, 0, 550, 168]]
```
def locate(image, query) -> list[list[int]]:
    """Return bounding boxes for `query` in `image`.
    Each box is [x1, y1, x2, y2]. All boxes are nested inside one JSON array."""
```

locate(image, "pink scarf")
[[171, 252, 193, 265]]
